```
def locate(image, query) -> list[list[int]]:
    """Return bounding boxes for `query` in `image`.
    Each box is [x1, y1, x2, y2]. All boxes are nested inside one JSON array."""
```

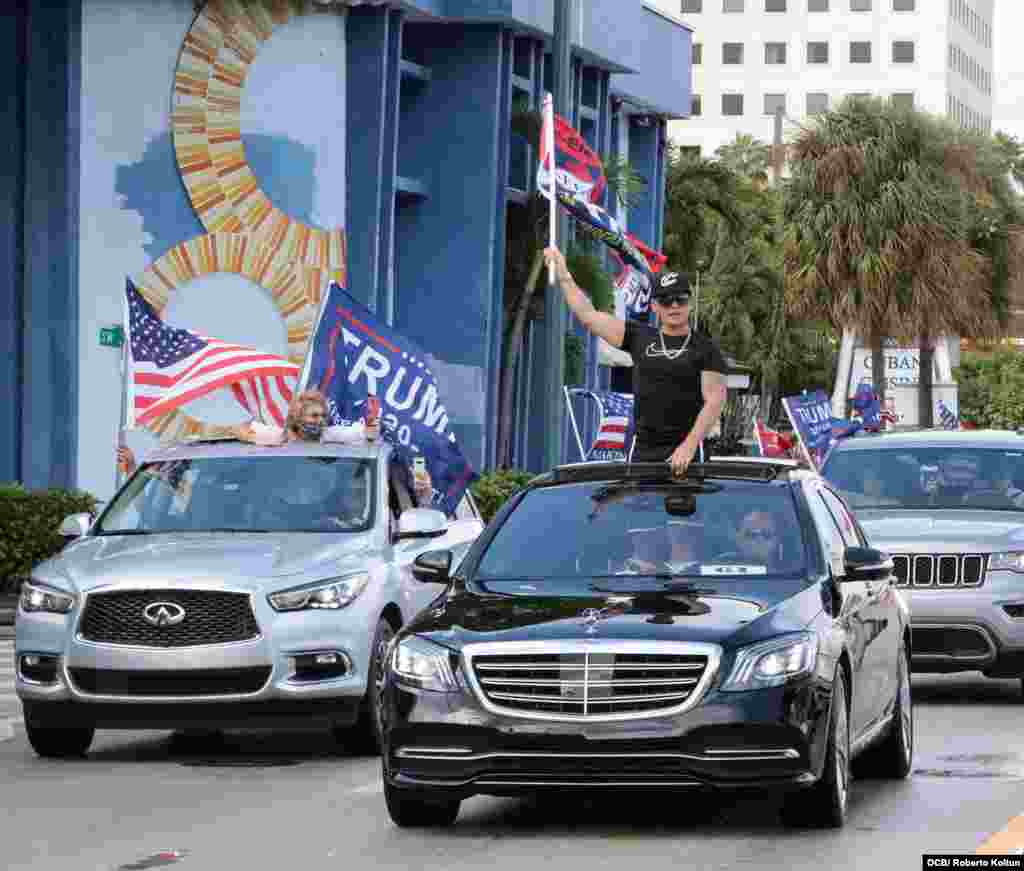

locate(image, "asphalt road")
[[1, 638, 1023, 871]]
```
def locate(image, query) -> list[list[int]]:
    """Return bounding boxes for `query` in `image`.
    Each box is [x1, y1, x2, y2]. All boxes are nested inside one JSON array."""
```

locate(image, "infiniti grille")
[[78, 589, 259, 647]]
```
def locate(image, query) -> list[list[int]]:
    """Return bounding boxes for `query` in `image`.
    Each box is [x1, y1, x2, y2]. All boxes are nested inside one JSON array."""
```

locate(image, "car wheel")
[[384, 780, 460, 828], [334, 616, 395, 755], [24, 720, 94, 759], [782, 668, 849, 829], [854, 644, 913, 779]]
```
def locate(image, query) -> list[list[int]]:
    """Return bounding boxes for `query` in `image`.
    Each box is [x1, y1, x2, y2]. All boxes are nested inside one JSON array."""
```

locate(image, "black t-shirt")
[[621, 321, 728, 449]]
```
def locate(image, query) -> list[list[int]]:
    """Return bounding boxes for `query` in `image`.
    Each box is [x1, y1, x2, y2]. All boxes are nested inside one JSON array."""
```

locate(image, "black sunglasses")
[[656, 295, 690, 307]]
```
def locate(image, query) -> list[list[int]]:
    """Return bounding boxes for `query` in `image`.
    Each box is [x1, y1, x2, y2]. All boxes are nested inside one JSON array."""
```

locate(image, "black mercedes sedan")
[[380, 459, 912, 829]]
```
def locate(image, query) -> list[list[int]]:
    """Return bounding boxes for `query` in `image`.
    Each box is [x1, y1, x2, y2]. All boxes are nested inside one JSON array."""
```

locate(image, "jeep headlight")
[[989, 552, 1024, 573], [389, 635, 458, 691], [268, 574, 369, 612], [20, 580, 76, 614], [721, 633, 817, 692]]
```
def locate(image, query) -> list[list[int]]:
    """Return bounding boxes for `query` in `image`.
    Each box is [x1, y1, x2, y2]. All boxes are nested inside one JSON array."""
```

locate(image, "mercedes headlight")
[[20, 580, 76, 614], [389, 635, 458, 691], [268, 574, 369, 612], [721, 633, 818, 692], [989, 552, 1024, 573]]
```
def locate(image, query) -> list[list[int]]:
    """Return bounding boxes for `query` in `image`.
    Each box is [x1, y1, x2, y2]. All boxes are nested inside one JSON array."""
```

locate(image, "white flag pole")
[[295, 275, 334, 394], [544, 92, 557, 285]]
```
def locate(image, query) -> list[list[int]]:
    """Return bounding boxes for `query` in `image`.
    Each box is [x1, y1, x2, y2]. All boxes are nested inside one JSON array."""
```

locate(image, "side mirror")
[[412, 549, 452, 584], [58, 513, 92, 539], [396, 507, 447, 541], [843, 546, 893, 583]]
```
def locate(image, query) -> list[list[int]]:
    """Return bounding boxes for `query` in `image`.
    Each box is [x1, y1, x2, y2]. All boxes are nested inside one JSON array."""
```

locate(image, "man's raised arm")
[[545, 246, 626, 349]]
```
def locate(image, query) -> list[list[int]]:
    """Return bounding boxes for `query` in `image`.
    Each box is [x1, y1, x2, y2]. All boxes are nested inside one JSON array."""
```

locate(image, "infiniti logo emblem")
[[142, 601, 186, 627]]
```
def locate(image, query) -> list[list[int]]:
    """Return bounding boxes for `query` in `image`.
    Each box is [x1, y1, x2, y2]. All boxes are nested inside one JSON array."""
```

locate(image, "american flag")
[[590, 391, 634, 455], [937, 398, 960, 430], [125, 279, 299, 429]]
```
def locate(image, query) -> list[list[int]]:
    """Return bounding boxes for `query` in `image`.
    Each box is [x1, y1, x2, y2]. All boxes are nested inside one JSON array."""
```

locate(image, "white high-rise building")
[[653, 0, 994, 157]]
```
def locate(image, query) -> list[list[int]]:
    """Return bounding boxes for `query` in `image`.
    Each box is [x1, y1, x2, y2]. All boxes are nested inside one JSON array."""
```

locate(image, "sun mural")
[[131, 0, 347, 442]]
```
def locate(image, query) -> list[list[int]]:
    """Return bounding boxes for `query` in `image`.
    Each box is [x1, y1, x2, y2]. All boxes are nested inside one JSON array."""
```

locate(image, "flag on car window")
[[589, 391, 635, 458], [124, 279, 298, 428], [537, 95, 662, 276], [301, 281, 478, 515]]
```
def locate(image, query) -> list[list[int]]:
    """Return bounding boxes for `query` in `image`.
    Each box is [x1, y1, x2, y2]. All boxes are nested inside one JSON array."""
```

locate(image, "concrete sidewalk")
[[0, 594, 16, 639]]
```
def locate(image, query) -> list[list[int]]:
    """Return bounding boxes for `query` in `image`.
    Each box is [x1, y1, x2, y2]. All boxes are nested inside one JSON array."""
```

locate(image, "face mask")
[[299, 421, 324, 441]]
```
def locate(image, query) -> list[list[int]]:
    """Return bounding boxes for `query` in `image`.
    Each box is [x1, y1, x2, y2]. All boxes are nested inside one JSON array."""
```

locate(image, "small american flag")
[[125, 279, 299, 429], [590, 391, 634, 454], [937, 398, 960, 430]]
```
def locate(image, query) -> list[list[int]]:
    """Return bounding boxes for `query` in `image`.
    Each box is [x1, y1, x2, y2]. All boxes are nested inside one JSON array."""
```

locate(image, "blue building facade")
[[1, 0, 691, 494]]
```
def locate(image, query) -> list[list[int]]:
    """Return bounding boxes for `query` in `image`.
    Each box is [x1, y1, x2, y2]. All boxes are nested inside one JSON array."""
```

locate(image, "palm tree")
[[783, 97, 1023, 425], [714, 133, 771, 180]]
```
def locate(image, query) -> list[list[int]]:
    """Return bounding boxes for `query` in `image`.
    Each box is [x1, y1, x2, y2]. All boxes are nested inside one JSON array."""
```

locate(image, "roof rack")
[[532, 460, 785, 487]]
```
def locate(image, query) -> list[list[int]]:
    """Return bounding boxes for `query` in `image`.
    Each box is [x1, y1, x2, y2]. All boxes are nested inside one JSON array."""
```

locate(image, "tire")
[[384, 780, 460, 828], [854, 644, 913, 779], [334, 616, 395, 755], [782, 668, 850, 829], [24, 720, 94, 759]]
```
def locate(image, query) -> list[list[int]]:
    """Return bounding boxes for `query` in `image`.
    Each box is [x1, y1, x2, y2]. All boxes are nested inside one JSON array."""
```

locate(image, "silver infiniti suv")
[[821, 429, 1024, 692], [15, 438, 483, 757]]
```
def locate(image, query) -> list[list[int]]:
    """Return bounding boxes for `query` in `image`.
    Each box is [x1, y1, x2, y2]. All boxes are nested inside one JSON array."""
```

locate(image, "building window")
[[808, 0, 829, 9], [692, 42, 703, 64], [723, 0, 744, 10], [764, 93, 786, 115], [680, 0, 703, 11], [892, 41, 915, 63], [765, 0, 787, 10], [765, 42, 787, 64], [807, 92, 829, 114], [691, 94, 702, 116], [850, 41, 872, 63], [850, 0, 871, 9], [807, 41, 829, 63], [892, 0, 914, 9], [723, 43, 744, 64], [722, 93, 745, 115], [890, 92, 914, 109]]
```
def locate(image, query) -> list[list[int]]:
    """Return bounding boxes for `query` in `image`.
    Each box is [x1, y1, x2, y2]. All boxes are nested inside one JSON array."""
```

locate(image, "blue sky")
[[994, 4, 1023, 138]]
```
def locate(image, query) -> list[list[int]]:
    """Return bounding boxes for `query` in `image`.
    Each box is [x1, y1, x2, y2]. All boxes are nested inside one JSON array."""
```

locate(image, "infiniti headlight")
[[389, 635, 458, 692], [721, 633, 818, 692], [19, 580, 76, 614], [989, 552, 1024, 573], [267, 574, 369, 612]]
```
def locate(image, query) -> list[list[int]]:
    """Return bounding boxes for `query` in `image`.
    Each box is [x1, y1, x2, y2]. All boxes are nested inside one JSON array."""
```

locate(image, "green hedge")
[[470, 469, 536, 524], [955, 350, 1024, 429], [0, 483, 99, 594]]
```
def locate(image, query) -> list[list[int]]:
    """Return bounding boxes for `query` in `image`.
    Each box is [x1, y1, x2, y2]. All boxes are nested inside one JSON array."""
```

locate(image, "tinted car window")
[[823, 447, 1024, 510], [98, 456, 376, 534], [474, 481, 806, 580]]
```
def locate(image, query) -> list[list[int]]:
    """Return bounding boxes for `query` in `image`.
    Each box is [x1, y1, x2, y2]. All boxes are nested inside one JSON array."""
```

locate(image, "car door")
[[819, 484, 894, 735], [823, 485, 900, 722], [805, 480, 877, 739]]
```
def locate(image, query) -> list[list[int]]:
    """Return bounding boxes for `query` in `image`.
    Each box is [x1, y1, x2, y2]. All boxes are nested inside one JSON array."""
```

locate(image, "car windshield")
[[96, 456, 375, 534], [473, 480, 807, 583], [822, 446, 1024, 511]]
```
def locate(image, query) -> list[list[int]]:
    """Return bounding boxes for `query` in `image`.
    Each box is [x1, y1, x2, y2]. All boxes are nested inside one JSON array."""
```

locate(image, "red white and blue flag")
[[590, 391, 635, 458], [537, 93, 664, 277], [124, 279, 298, 429], [937, 398, 960, 430]]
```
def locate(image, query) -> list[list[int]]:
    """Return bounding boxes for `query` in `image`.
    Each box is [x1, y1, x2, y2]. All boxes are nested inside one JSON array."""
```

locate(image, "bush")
[[470, 469, 536, 524], [0, 483, 99, 594], [955, 350, 1024, 429]]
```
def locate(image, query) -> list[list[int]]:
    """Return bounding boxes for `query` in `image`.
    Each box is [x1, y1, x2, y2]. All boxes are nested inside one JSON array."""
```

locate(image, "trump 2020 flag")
[[303, 281, 478, 515], [589, 391, 635, 461], [611, 252, 653, 320], [537, 94, 653, 276]]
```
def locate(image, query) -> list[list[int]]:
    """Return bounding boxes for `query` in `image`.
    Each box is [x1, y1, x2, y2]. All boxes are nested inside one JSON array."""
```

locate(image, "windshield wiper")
[[195, 527, 275, 533], [591, 578, 702, 592], [95, 529, 154, 536]]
